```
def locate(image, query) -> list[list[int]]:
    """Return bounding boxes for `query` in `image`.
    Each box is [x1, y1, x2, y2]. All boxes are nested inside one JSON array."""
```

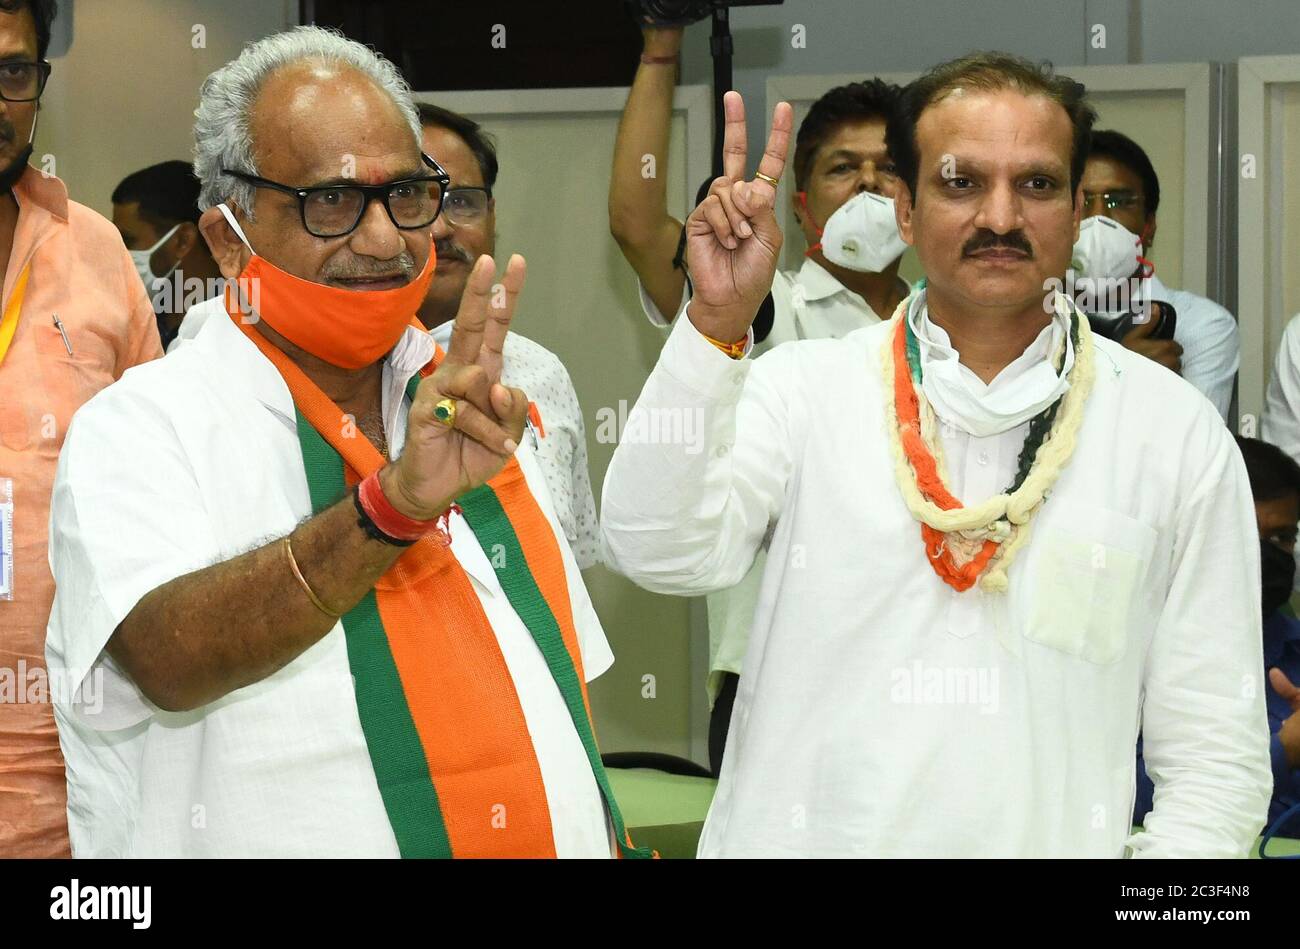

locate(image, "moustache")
[[962, 231, 1033, 258], [434, 240, 472, 265], [322, 250, 417, 282]]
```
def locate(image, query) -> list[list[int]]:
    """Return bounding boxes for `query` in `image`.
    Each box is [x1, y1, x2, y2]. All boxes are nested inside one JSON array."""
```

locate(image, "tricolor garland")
[[880, 291, 1095, 593]]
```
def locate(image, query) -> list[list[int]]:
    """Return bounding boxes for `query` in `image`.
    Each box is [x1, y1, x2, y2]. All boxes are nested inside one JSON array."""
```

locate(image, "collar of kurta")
[[11, 164, 69, 222], [795, 255, 866, 303], [907, 287, 1070, 393]]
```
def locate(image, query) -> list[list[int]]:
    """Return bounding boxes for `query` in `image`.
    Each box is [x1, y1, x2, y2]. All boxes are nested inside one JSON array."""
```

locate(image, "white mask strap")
[[217, 202, 254, 254], [147, 222, 181, 255]]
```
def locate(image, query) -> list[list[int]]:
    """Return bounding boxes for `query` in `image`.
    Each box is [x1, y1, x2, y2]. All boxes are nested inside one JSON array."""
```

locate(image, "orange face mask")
[[219, 203, 436, 369]]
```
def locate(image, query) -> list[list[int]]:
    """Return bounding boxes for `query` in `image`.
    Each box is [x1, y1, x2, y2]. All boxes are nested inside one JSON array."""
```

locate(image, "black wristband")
[[352, 482, 416, 547]]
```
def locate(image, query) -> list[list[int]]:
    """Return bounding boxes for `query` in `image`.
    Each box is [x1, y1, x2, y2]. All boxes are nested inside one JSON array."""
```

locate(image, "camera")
[[625, 0, 783, 28]]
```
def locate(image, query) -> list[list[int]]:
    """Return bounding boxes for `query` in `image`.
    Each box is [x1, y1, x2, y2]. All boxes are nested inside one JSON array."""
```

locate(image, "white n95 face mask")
[[1071, 215, 1142, 282], [819, 191, 908, 273], [130, 223, 181, 293]]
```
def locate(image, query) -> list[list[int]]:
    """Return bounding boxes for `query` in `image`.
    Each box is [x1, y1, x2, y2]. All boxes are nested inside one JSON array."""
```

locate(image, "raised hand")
[[382, 254, 529, 519], [685, 91, 794, 345]]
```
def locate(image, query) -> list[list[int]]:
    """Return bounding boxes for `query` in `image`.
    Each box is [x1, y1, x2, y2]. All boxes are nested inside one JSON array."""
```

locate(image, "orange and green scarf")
[[232, 309, 649, 859]]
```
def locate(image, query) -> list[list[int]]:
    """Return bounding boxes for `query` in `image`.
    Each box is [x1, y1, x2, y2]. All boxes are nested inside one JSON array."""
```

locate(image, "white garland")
[[880, 291, 1096, 592]]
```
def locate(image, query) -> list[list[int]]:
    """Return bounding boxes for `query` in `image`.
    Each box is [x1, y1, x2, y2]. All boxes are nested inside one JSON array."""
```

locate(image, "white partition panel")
[[413, 86, 714, 763], [1238, 56, 1300, 431]]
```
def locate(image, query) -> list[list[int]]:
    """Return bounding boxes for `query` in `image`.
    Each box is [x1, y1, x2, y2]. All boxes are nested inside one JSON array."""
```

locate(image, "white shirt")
[[1134, 274, 1239, 423], [428, 322, 600, 569], [1263, 312, 1300, 462], [639, 257, 893, 354], [600, 294, 1271, 858], [45, 296, 615, 858]]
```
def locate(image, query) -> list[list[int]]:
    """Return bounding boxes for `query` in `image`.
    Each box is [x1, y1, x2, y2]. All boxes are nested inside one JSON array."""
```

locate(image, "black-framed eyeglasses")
[[221, 153, 451, 238], [440, 186, 491, 226], [1082, 189, 1140, 212], [0, 60, 51, 102]]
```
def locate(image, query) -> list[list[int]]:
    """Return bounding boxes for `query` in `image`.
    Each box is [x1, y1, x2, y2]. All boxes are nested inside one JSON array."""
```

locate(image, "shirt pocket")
[[1022, 501, 1158, 665]]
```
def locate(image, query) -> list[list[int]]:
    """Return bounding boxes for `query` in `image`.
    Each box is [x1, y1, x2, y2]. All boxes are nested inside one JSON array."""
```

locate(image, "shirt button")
[[977, 451, 990, 466], [715, 444, 731, 458]]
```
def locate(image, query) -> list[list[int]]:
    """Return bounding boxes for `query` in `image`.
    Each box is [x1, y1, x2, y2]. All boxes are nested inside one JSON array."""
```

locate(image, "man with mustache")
[[417, 103, 600, 569], [44, 27, 644, 858], [601, 53, 1271, 857], [0, 0, 161, 857]]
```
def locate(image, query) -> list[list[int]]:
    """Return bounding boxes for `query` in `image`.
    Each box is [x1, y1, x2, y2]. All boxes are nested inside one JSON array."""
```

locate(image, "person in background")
[[1133, 436, 1300, 839], [609, 22, 910, 345], [608, 20, 910, 772], [1075, 130, 1239, 422], [0, 0, 161, 858], [111, 161, 221, 351], [1263, 311, 1300, 462], [417, 102, 599, 569]]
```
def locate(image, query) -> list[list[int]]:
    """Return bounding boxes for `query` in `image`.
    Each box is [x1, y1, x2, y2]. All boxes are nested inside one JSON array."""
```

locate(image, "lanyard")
[[0, 262, 32, 370]]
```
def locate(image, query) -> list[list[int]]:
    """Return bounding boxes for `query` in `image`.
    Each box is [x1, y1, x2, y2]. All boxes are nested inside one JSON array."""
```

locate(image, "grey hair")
[[192, 25, 421, 216]]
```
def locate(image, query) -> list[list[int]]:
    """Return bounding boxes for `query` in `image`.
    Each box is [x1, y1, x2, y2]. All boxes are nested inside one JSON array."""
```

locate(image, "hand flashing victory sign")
[[684, 91, 795, 346], [383, 253, 530, 521]]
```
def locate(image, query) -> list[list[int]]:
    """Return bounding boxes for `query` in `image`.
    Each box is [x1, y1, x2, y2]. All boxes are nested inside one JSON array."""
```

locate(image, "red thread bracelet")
[[358, 470, 454, 545]]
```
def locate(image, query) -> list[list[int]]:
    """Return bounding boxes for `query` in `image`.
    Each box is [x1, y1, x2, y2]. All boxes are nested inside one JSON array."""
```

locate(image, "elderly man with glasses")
[[44, 26, 645, 859], [0, 0, 161, 858], [414, 102, 601, 570]]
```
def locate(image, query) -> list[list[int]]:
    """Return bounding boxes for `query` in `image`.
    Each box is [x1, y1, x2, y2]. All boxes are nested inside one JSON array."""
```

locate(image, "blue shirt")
[[1135, 610, 1300, 837]]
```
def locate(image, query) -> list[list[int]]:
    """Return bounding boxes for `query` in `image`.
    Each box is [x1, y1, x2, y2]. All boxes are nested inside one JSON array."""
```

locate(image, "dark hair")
[[1086, 129, 1160, 217], [112, 161, 202, 228], [416, 102, 498, 196], [886, 51, 1096, 202], [1236, 436, 1300, 504], [0, 0, 57, 60], [793, 78, 902, 191]]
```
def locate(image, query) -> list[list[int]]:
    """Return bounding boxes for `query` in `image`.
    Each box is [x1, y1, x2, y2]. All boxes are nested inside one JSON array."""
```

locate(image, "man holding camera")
[[1072, 130, 1239, 422]]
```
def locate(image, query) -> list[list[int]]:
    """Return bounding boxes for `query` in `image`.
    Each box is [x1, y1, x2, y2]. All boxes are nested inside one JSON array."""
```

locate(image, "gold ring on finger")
[[433, 398, 457, 427], [753, 172, 779, 187]]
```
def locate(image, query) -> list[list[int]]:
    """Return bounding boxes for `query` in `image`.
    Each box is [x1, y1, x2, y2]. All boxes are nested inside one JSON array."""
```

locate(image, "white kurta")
[[638, 258, 898, 703], [45, 296, 615, 858], [600, 293, 1271, 858], [1133, 274, 1239, 423], [1263, 312, 1300, 463]]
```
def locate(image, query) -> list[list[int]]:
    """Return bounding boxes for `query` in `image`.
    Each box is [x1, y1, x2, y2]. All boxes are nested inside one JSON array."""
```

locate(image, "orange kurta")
[[0, 166, 161, 856]]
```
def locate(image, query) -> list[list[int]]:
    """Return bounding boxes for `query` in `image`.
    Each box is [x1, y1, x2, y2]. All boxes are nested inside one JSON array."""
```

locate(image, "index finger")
[[721, 90, 747, 181], [754, 101, 794, 187], [445, 255, 496, 364]]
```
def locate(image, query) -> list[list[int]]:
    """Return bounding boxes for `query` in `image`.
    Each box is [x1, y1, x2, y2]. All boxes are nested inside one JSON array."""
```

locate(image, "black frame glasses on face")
[[221, 153, 451, 238], [0, 60, 51, 102]]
